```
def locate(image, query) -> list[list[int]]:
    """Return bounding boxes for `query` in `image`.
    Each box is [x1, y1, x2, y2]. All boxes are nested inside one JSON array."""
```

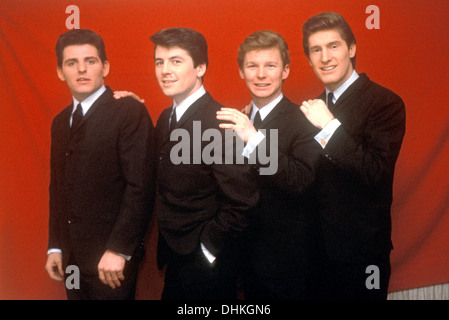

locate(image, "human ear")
[[56, 67, 65, 82]]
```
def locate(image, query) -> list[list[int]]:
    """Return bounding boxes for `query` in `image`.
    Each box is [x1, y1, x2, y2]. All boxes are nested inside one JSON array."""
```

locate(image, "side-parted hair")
[[237, 30, 290, 70], [55, 29, 107, 68], [302, 12, 357, 68], [150, 27, 208, 69]]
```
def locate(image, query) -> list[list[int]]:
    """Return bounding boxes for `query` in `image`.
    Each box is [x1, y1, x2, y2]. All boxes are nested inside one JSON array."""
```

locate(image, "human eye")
[[330, 42, 340, 50], [155, 60, 163, 67], [65, 60, 76, 67]]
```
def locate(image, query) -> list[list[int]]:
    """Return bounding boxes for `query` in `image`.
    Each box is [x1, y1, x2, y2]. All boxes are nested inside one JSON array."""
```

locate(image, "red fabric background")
[[1, 0, 448, 299]]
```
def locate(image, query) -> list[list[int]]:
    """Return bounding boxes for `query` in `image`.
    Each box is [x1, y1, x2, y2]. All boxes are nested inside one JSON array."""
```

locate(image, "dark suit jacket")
[[155, 92, 259, 265], [244, 97, 322, 297], [314, 73, 406, 264], [48, 87, 155, 275]]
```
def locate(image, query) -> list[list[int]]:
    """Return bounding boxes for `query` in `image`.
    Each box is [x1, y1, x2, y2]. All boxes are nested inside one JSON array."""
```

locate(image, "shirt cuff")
[[47, 248, 62, 255], [242, 131, 266, 158], [119, 253, 132, 261], [314, 118, 341, 148], [201, 243, 216, 264]]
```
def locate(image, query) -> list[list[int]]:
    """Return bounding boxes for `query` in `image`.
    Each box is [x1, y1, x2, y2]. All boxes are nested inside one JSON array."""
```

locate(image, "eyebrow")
[[63, 56, 99, 64], [328, 41, 341, 46], [155, 55, 185, 61], [309, 40, 342, 51], [245, 60, 279, 65]]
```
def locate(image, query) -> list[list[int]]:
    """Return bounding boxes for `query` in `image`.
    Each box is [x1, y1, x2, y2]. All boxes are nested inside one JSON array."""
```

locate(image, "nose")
[[78, 62, 86, 73], [162, 61, 171, 74], [321, 48, 331, 63], [257, 66, 267, 79]]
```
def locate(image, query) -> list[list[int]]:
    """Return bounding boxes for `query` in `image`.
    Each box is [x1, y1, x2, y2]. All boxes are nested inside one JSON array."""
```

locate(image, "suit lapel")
[[60, 105, 73, 145], [175, 92, 211, 129], [68, 87, 113, 137], [157, 108, 173, 146], [254, 97, 286, 130], [157, 92, 211, 147], [327, 73, 370, 111]]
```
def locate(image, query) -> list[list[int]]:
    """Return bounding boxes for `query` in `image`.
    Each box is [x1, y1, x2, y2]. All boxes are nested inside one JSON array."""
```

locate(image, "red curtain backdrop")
[[1, 0, 448, 299]]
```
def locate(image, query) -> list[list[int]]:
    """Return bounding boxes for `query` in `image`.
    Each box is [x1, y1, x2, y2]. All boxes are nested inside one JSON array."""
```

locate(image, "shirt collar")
[[72, 85, 107, 115], [326, 70, 359, 103], [251, 93, 284, 122], [172, 86, 207, 121]]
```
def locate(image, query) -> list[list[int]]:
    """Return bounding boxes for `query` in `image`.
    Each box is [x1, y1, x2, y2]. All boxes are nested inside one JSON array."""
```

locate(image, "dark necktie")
[[71, 103, 83, 132], [169, 107, 177, 132], [253, 110, 262, 129], [327, 92, 335, 110]]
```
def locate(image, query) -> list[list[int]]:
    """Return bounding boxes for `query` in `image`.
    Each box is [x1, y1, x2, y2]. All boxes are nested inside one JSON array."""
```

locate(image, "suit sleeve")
[[324, 89, 406, 187], [105, 98, 156, 256], [200, 126, 259, 257], [249, 111, 321, 195], [48, 118, 61, 251]]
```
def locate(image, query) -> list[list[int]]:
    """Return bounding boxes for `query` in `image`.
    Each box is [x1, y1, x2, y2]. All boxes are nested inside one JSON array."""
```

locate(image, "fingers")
[[97, 250, 126, 289], [47, 265, 64, 281], [299, 105, 308, 116], [218, 123, 236, 129], [113, 91, 145, 103], [98, 267, 125, 289], [216, 108, 249, 125], [45, 252, 64, 281]]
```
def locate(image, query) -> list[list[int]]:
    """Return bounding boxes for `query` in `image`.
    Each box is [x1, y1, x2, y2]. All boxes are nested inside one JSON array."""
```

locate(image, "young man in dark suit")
[[217, 30, 322, 299], [45, 29, 155, 299], [150, 27, 259, 300], [300, 12, 406, 299]]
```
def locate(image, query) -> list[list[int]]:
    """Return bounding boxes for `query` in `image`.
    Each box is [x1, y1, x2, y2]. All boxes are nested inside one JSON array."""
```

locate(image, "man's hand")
[[216, 107, 258, 143], [97, 250, 126, 289], [113, 91, 145, 103], [45, 252, 64, 281], [300, 99, 335, 130]]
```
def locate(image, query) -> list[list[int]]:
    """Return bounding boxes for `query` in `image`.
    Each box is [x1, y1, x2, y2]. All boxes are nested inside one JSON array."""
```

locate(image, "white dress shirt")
[[242, 93, 284, 158]]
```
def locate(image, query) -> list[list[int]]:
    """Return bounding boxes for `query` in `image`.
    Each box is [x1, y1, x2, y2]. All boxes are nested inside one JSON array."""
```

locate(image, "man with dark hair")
[[45, 29, 155, 300], [300, 12, 406, 299], [150, 27, 258, 300], [217, 30, 321, 299]]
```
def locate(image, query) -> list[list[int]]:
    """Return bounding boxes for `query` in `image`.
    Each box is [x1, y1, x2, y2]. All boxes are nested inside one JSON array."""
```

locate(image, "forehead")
[[244, 47, 282, 62], [308, 29, 344, 46], [62, 44, 100, 60], [155, 46, 192, 60]]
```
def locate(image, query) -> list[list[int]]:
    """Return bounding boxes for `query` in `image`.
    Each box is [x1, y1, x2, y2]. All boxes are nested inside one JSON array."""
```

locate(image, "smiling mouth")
[[321, 65, 337, 72], [77, 78, 90, 82], [254, 83, 270, 87], [162, 80, 177, 84]]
